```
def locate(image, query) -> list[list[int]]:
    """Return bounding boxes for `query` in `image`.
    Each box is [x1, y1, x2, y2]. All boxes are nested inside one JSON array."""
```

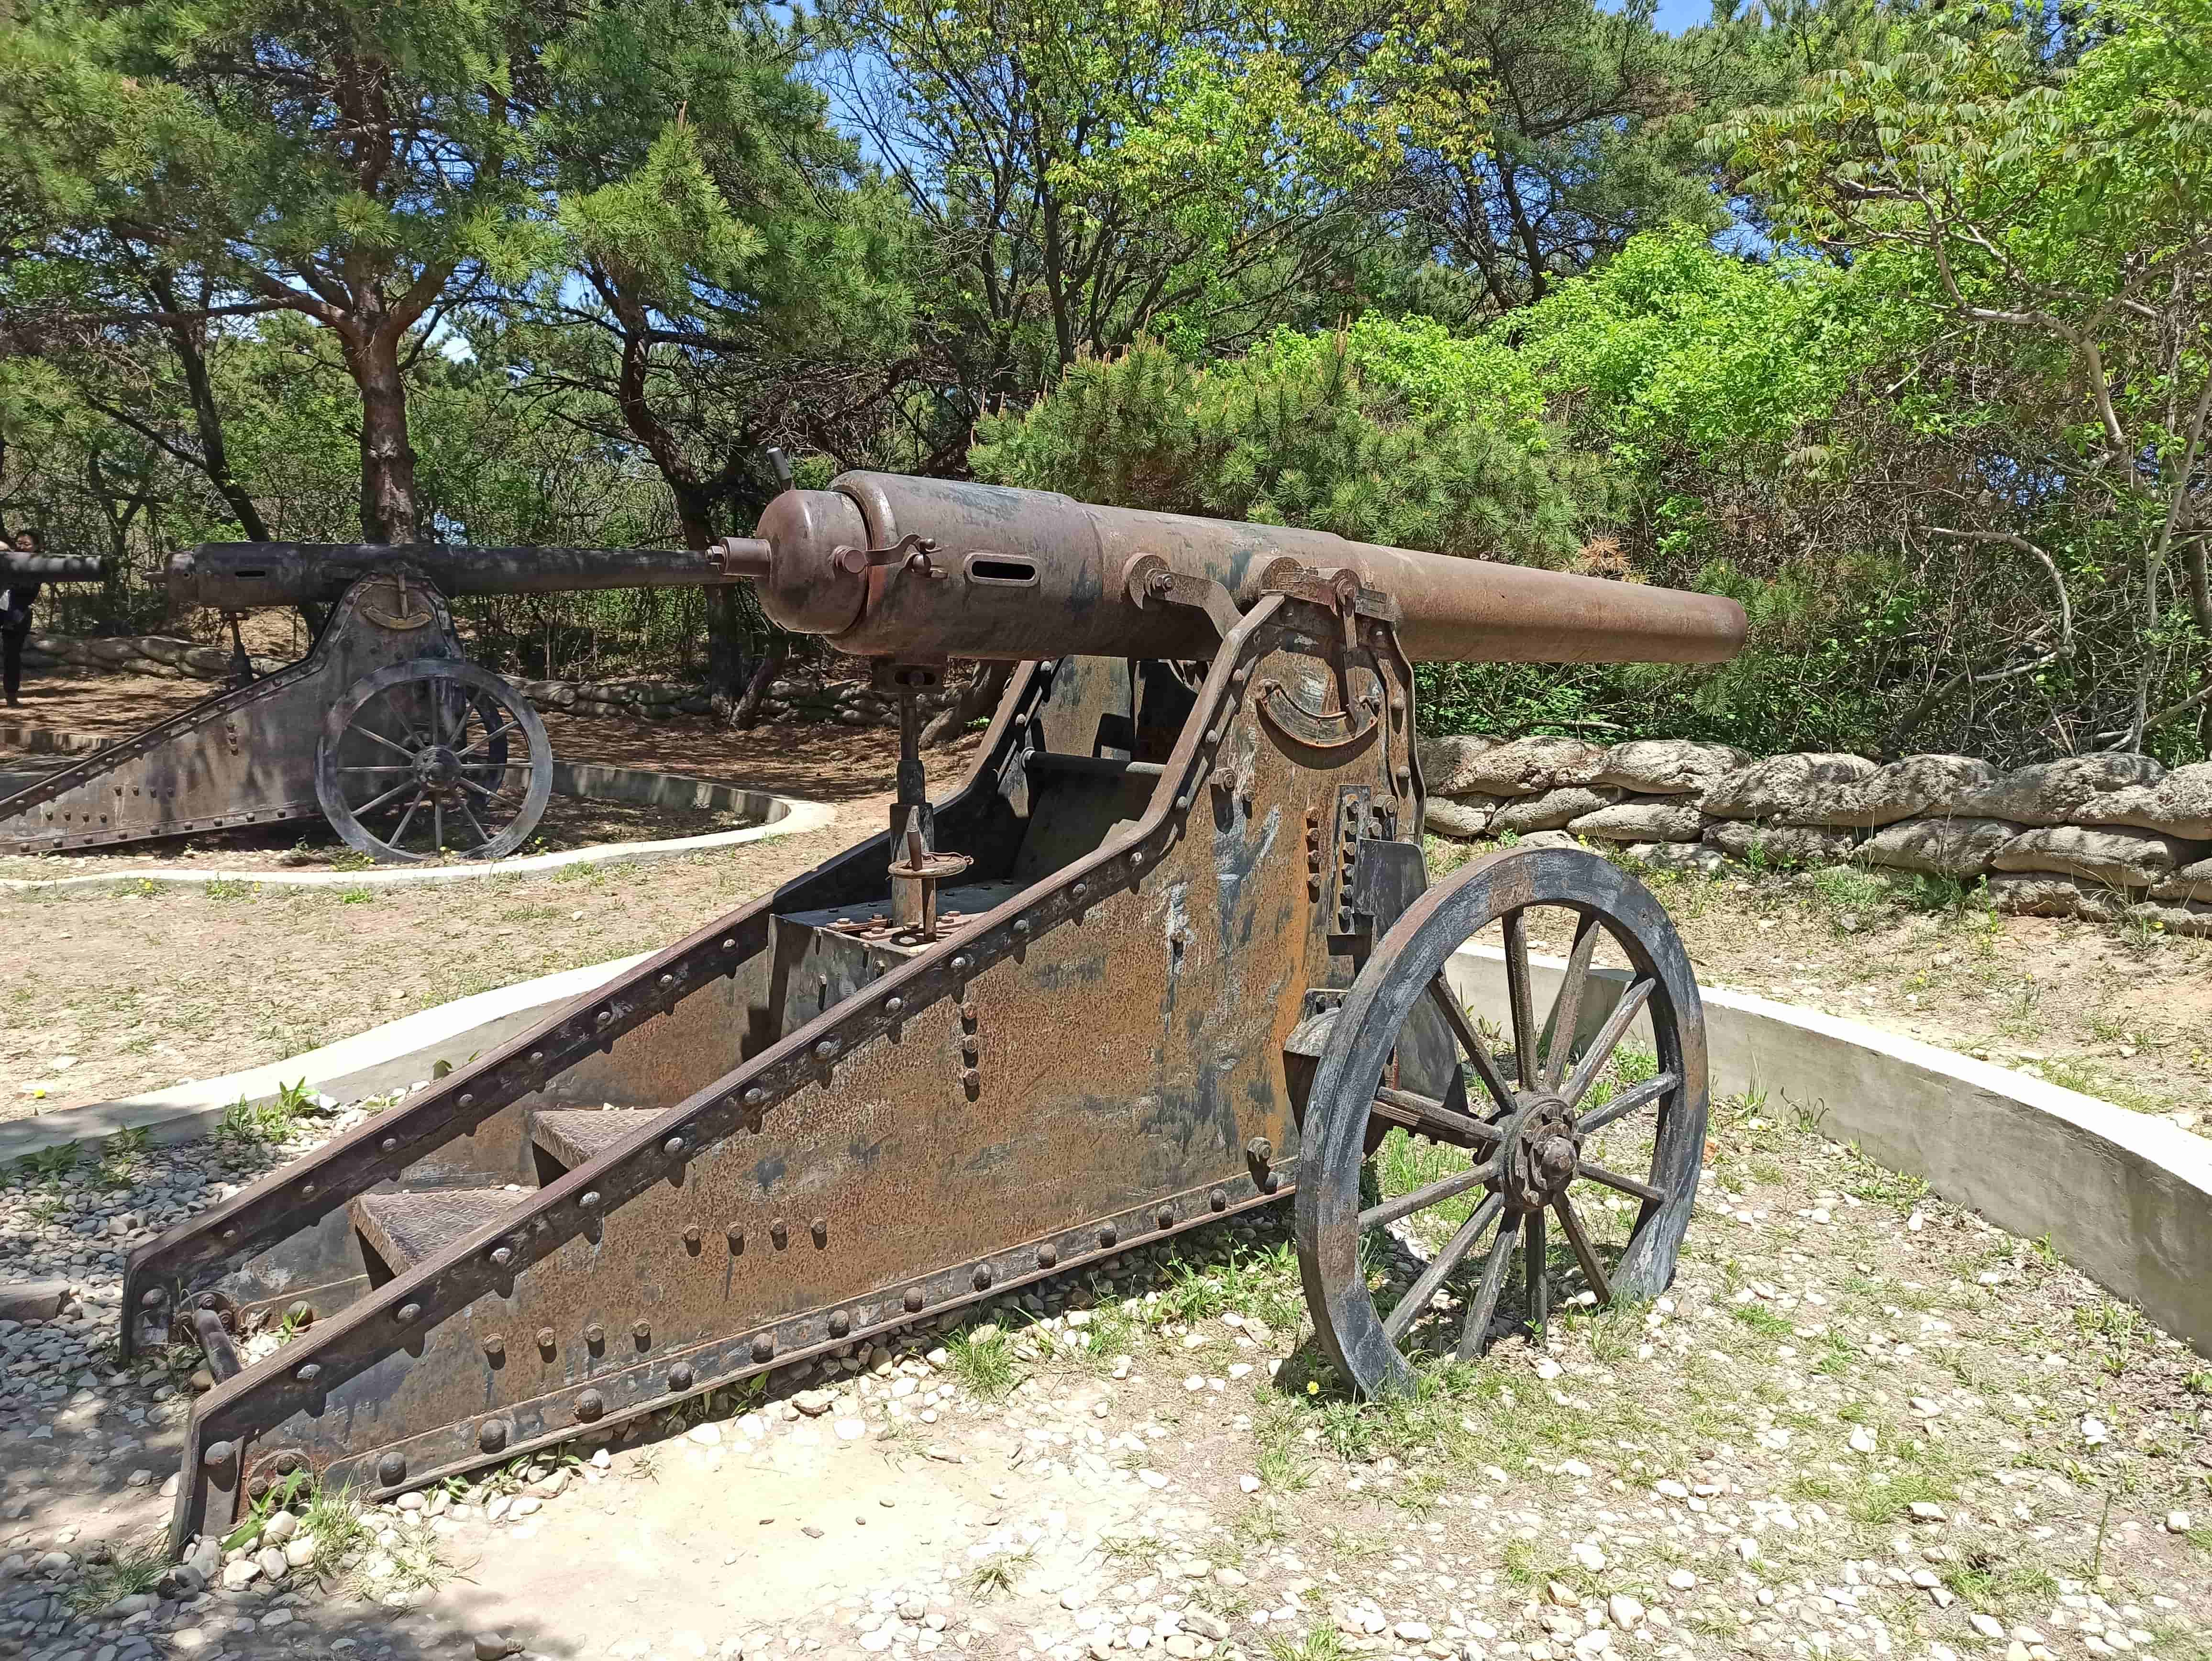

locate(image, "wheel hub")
[[1500, 1096, 1580, 1211], [412, 744, 463, 789]]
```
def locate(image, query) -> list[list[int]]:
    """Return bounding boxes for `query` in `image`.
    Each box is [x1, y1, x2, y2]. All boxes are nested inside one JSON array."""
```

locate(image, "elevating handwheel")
[[315, 658, 553, 864], [1294, 845, 1708, 1397]]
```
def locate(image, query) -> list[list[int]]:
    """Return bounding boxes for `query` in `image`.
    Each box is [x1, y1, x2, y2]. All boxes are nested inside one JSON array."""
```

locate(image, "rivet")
[[484, 1335, 505, 1361], [459, 1093, 475, 1107], [585, 1322, 605, 1345], [536, 1327, 556, 1351], [296, 1362, 321, 1382], [885, 996, 904, 1014], [669, 1362, 694, 1391], [141, 1287, 166, 1307], [664, 1135, 686, 1156], [581, 1190, 601, 1208], [829, 1311, 851, 1339], [381, 1137, 398, 1152], [301, 1183, 316, 1198], [683, 1225, 701, 1247], [478, 1419, 508, 1454], [752, 1335, 775, 1362], [903, 1288, 925, 1313], [377, 1452, 406, 1485], [810, 1218, 829, 1248], [491, 1246, 513, 1268], [222, 1229, 236, 1240], [247, 1477, 270, 1502], [1037, 1243, 1058, 1269], [973, 1266, 993, 1291], [1247, 1136, 1273, 1163], [1174, 794, 1189, 811], [660, 973, 675, 986], [722, 938, 737, 950], [1130, 852, 1144, 869], [530, 1051, 544, 1064], [743, 1086, 766, 1107], [576, 1389, 605, 1420], [960, 1067, 980, 1088], [596, 1008, 614, 1026], [726, 1225, 744, 1251], [633, 1319, 651, 1344], [951, 954, 971, 972], [814, 1039, 837, 1060], [1209, 1187, 1228, 1212], [396, 1302, 420, 1324], [1071, 882, 1087, 899], [274, 1451, 303, 1475], [1097, 1225, 1117, 1248], [1012, 919, 1029, 936], [770, 1219, 789, 1249]]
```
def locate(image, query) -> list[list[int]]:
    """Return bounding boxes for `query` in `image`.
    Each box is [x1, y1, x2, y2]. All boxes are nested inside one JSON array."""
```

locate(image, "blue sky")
[[1645, 0, 1727, 32]]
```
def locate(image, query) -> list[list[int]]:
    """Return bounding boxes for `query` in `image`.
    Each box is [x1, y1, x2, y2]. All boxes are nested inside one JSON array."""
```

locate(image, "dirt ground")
[[3, 1084, 2208, 1661]]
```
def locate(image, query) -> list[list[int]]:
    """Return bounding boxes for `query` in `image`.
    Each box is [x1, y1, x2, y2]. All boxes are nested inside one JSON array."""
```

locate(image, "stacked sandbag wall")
[[18, 634, 954, 730], [1419, 734, 2212, 938]]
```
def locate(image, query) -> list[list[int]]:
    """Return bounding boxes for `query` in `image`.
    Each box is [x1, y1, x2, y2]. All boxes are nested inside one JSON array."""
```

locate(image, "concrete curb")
[[0, 753, 836, 893], [1444, 943, 2212, 1354], [0, 954, 648, 1164]]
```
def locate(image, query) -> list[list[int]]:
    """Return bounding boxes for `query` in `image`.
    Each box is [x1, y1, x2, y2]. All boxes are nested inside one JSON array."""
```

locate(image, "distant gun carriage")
[[117, 472, 1747, 1554], [0, 542, 751, 863]]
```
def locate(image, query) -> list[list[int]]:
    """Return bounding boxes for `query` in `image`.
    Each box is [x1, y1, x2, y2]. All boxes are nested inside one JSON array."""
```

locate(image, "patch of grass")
[[302, 1484, 372, 1577], [68, 1539, 167, 1615], [340, 886, 374, 905], [1730, 1303, 1793, 1339], [964, 1543, 1035, 1599], [1265, 1627, 1348, 1661], [1846, 1466, 1957, 1527], [16, 1142, 78, 1181], [1389, 1469, 1447, 1513], [946, 1320, 1023, 1400], [213, 1077, 317, 1146], [203, 878, 255, 901]]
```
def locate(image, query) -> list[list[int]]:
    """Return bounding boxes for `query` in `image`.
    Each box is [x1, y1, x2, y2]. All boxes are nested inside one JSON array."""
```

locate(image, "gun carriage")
[[0, 543, 748, 863], [116, 472, 1746, 1552]]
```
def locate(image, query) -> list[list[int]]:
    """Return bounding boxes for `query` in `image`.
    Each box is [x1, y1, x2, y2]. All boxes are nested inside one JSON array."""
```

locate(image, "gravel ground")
[[2, 1075, 2207, 1661]]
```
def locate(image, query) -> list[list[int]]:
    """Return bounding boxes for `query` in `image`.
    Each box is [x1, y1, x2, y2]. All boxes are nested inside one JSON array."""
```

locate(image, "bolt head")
[[751, 1335, 775, 1362], [581, 1191, 601, 1209], [576, 1389, 605, 1421], [202, 1441, 235, 1468], [633, 1320, 651, 1342], [1037, 1244, 1058, 1269], [490, 1246, 513, 1268], [537, 1327, 556, 1350], [884, 996, 904, 1014], [903, 1288, 925, 1313], [813, 1040, 837, 1060], [664, 1135, 686, 1156], [396, 1302, 420, 1324], [296, 1362, 321, 1383], [377, 1453, 407, 1486], [668, 1363, 694, 1392], [478, 1420, 508, 1454], [140, 1286, 166, 1307], [972, 1266, 993, 1291], [829, 1311, 851, 1339], [585, 1322, 605, 1344]]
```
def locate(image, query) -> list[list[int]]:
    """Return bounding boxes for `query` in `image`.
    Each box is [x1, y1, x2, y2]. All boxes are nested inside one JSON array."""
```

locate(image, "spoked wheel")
[[1294, 845, 1708, 1397], [315, 658, 553, 864]]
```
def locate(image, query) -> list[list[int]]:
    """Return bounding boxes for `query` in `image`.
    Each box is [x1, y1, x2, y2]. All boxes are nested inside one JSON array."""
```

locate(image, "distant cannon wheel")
[[1294, 846, 1708, 1398], [316, 659, 553, 864]]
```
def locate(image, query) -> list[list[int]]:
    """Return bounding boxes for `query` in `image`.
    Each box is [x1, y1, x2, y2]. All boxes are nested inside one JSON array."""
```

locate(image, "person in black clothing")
[[2, 527, 44, 708]]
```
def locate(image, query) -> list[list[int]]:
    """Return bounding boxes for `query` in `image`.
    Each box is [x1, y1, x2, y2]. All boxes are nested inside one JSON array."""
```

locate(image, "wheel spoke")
[[433, 799, 444, 853], [456, 720, 522, 759], [339, 764, 414, 775], [1424, 975, 1516, 1116], [1360, 1159, 1499, 1231], [389, 790, 427, 848], [1524, 1206, 1549, 1329], [1559, 977, 1657, 1106], [1553, 1195, 1613, 1304], [1541, 912, 1604, 1090], [1381, 1194, 1504, 1346], [456, 799, 493, 848], [1576, 1071, 1678, 1137], [453, 773, 499, 800], [1371, 1086, 1503, 1149], [1454, 1210, 1520, 1360], [1502, 910, 1537, 1089], [354, 726, 416, 760], [1577, 1159, 1669, 1205], [353, 779, 417, 816]]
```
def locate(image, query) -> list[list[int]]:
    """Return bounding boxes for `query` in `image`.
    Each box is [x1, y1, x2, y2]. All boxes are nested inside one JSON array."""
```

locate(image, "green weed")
[[946, 1320, 1022, 1400], [67, 1540, 167, 1615]]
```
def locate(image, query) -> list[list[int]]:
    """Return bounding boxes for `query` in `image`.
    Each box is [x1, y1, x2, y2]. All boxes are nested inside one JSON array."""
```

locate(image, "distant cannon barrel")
[[168, 542, 747, 612], [2, 552, 107, 584], [719, 472, 1746, 665]]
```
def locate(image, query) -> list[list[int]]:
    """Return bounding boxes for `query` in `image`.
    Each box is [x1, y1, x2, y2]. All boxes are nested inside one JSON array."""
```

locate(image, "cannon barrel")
[[2, 552, 107, 583], [720, 472, 1746, 665], [168, 542, 746, 612]]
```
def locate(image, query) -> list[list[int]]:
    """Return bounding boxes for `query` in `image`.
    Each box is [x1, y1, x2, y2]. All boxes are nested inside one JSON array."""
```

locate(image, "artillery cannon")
[[120, 472, 1745, 1552], [0, 541, 745, 863]]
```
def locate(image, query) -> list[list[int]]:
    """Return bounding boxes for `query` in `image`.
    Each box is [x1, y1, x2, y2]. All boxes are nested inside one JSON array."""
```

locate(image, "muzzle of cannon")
[[2, 551, 110, 584], [117, 472, 1744, 1556], [1, 543, 745, 864]]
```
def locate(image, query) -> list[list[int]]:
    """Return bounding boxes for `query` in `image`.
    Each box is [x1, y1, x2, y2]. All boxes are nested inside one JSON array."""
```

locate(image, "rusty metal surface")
[[119, 491, 1733, 1554], [170, 542, 743, 612], [729, 473, 1747, 667], [0, 579, 465, 855]]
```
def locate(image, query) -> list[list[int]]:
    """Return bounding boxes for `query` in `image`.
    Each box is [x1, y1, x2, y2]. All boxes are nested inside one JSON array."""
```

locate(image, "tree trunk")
[[922, 661, 1011, 746], [151, 275, 271, 543], [346, 322, 420, 543], [730, 638, 786, 729]]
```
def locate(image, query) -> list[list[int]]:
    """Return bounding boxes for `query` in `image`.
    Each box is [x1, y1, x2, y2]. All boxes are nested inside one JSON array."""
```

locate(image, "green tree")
[[1, 0, 571, 541]]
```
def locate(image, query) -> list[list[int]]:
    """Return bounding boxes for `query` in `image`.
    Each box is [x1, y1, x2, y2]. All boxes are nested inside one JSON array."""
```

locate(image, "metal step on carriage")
[[113, 472, 1745, 1553], [0, 542, 751, 864]]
